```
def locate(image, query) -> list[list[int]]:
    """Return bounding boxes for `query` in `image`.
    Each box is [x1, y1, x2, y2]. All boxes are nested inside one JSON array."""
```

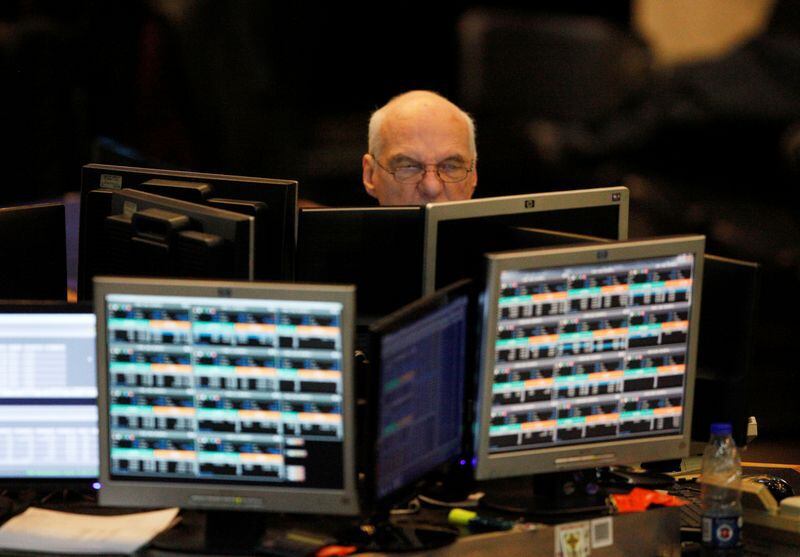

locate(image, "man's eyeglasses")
[[372, 156, 474, 183]]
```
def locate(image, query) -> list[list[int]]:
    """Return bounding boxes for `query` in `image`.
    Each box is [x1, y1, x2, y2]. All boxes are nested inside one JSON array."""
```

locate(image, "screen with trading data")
[[0, 308, 97, 482], [375, 295, 467, 499], [104, 293, 345, 489], [489, 252, 696, 454]]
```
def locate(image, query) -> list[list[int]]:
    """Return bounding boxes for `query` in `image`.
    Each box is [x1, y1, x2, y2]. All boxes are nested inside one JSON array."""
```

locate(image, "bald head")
[[368, 91, 476, 159], [363, 91, 478, 205]]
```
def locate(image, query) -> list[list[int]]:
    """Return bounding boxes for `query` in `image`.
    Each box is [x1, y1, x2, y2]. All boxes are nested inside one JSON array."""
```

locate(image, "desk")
[[142, 507, 680, 556], [360, 507, 680, 557]]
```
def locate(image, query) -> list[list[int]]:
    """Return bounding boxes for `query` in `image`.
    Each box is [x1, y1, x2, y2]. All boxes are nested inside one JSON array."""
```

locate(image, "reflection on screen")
[[377, 296, 467, 499], [105, 294, 345, 489]]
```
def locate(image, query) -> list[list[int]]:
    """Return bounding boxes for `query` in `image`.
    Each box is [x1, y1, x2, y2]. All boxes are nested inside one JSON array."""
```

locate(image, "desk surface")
[[742, 437, 800, 466]]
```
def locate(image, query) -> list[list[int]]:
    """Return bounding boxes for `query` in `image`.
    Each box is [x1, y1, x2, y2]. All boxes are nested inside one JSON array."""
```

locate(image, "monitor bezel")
[[93, 276, 360, 516], [422, 186, 630, 295], [361, 278, 475, 510], [473, 235, 705, 481], [0, 301, 97, 489]]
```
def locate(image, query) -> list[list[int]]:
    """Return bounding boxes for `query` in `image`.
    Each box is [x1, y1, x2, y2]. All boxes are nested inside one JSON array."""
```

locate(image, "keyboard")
[[669, 479, 703, 532]]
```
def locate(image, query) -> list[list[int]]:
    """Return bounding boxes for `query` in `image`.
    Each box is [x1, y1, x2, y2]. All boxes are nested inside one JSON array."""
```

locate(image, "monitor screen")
[[423, 187, 629, 294], [94, 277, 358, 516], [474, 236, 705, 480], [0, 304, 97, 484], [297, 207, 424, 322], [367, 281, 471, 503]]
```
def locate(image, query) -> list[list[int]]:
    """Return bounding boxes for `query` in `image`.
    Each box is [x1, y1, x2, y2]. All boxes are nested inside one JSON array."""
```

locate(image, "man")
[[362, 90, 478, 205]]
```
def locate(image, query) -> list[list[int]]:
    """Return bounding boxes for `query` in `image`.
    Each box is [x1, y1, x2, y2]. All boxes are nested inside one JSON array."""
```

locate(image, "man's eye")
[[439, 162, 464, 172], [394, 163, 422, 171]]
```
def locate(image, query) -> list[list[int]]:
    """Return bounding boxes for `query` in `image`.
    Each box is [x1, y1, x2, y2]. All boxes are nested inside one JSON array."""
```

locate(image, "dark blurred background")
[[1, 0, 798, 438]]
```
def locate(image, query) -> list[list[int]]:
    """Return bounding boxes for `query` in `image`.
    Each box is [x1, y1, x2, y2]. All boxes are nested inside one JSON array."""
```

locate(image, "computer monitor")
[[692, 254, 760, 448], [93, 277, 357, 552], [79, 164, 298, 299], [473, 236, 705, 488], [0, 302, 97, 488], [84, 188, 255, 292], [487, 230, 760, 452], [296, 207, 424, 322], [362, 279, 473, 509], [422, 186, 629, 294], [0, 203, 67, 301]]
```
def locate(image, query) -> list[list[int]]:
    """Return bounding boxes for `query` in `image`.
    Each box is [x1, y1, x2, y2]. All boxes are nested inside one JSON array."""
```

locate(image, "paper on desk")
[[0, 506, 180, 554]]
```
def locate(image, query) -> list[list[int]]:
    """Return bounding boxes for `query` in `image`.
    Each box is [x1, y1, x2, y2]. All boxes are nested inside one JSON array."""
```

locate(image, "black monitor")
[[423, 187, 629, 294], [0, 203, 67, 301], [87, 188, 255, 287], [362, 279, 473, 510], [78, 164, 298, 300], [473, 236, 705, 513], [0, 302, 97, 489], [692, 254, 760, 448], [296, 207, 425, 322], [93, 277, 357, 553]]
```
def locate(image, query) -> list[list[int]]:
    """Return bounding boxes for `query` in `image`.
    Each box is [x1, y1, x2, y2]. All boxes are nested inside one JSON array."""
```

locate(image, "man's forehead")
[[380, 111, 472, 160]]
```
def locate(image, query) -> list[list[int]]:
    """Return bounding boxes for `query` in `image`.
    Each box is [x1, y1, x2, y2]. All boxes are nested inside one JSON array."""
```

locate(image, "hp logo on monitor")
[[524, 199, 536, 209], [596, 250, 609, 260], [218, 288, 233, 297]]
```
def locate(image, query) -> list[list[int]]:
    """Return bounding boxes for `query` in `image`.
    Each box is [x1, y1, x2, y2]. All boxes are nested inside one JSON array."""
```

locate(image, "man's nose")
[[418, 167, 444, 199]]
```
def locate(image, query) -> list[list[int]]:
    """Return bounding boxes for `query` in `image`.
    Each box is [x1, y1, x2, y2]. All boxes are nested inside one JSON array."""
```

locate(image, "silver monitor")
[[94, 277, 359, 517], [474, 235, 704, 481], [423, 186, 629, 295]]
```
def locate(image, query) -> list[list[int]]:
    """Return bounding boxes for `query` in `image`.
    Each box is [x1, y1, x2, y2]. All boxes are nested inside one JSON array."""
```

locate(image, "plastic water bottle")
[[700, 422, 743, 555]]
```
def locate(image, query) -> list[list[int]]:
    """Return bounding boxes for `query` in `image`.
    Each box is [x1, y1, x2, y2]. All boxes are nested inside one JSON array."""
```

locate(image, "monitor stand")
[[416, 463, 476, 505], [599, 465, 676, 489], [480, 470, 610, 521], [149, 510, 271, 555]]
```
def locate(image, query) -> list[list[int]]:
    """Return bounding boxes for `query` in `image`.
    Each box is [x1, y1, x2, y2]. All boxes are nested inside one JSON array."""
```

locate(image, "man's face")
[[362, 107, 477, 205]]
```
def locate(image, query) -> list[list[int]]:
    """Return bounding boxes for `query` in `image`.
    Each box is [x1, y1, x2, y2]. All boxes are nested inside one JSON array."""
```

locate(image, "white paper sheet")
[[0, 507, 180, 554]]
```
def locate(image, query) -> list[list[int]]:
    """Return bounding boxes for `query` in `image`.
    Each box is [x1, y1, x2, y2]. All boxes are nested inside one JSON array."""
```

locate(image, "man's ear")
[[362, 154, 379, 199], [469, 165, 478, 198]]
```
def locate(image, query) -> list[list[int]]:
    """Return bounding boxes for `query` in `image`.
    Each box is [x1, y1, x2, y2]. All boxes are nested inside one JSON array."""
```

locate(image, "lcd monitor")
[[0, 203, 67, 301], [362, 279, 473, 509], [93, 277, 357, 552], [0, 302, 97, 488], [422, 186, 629, 295], [473, 236, 705, 510], [692, 254, 760, 448], [78, 164, 298, 300], [296, 207, 424, 322], [503, 229, 760, 450]]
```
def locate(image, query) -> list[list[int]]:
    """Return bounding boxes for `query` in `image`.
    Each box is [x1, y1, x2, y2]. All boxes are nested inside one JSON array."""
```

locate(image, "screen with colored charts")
[[104, 293, 346, 489], [489, 253, 696, 454]]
